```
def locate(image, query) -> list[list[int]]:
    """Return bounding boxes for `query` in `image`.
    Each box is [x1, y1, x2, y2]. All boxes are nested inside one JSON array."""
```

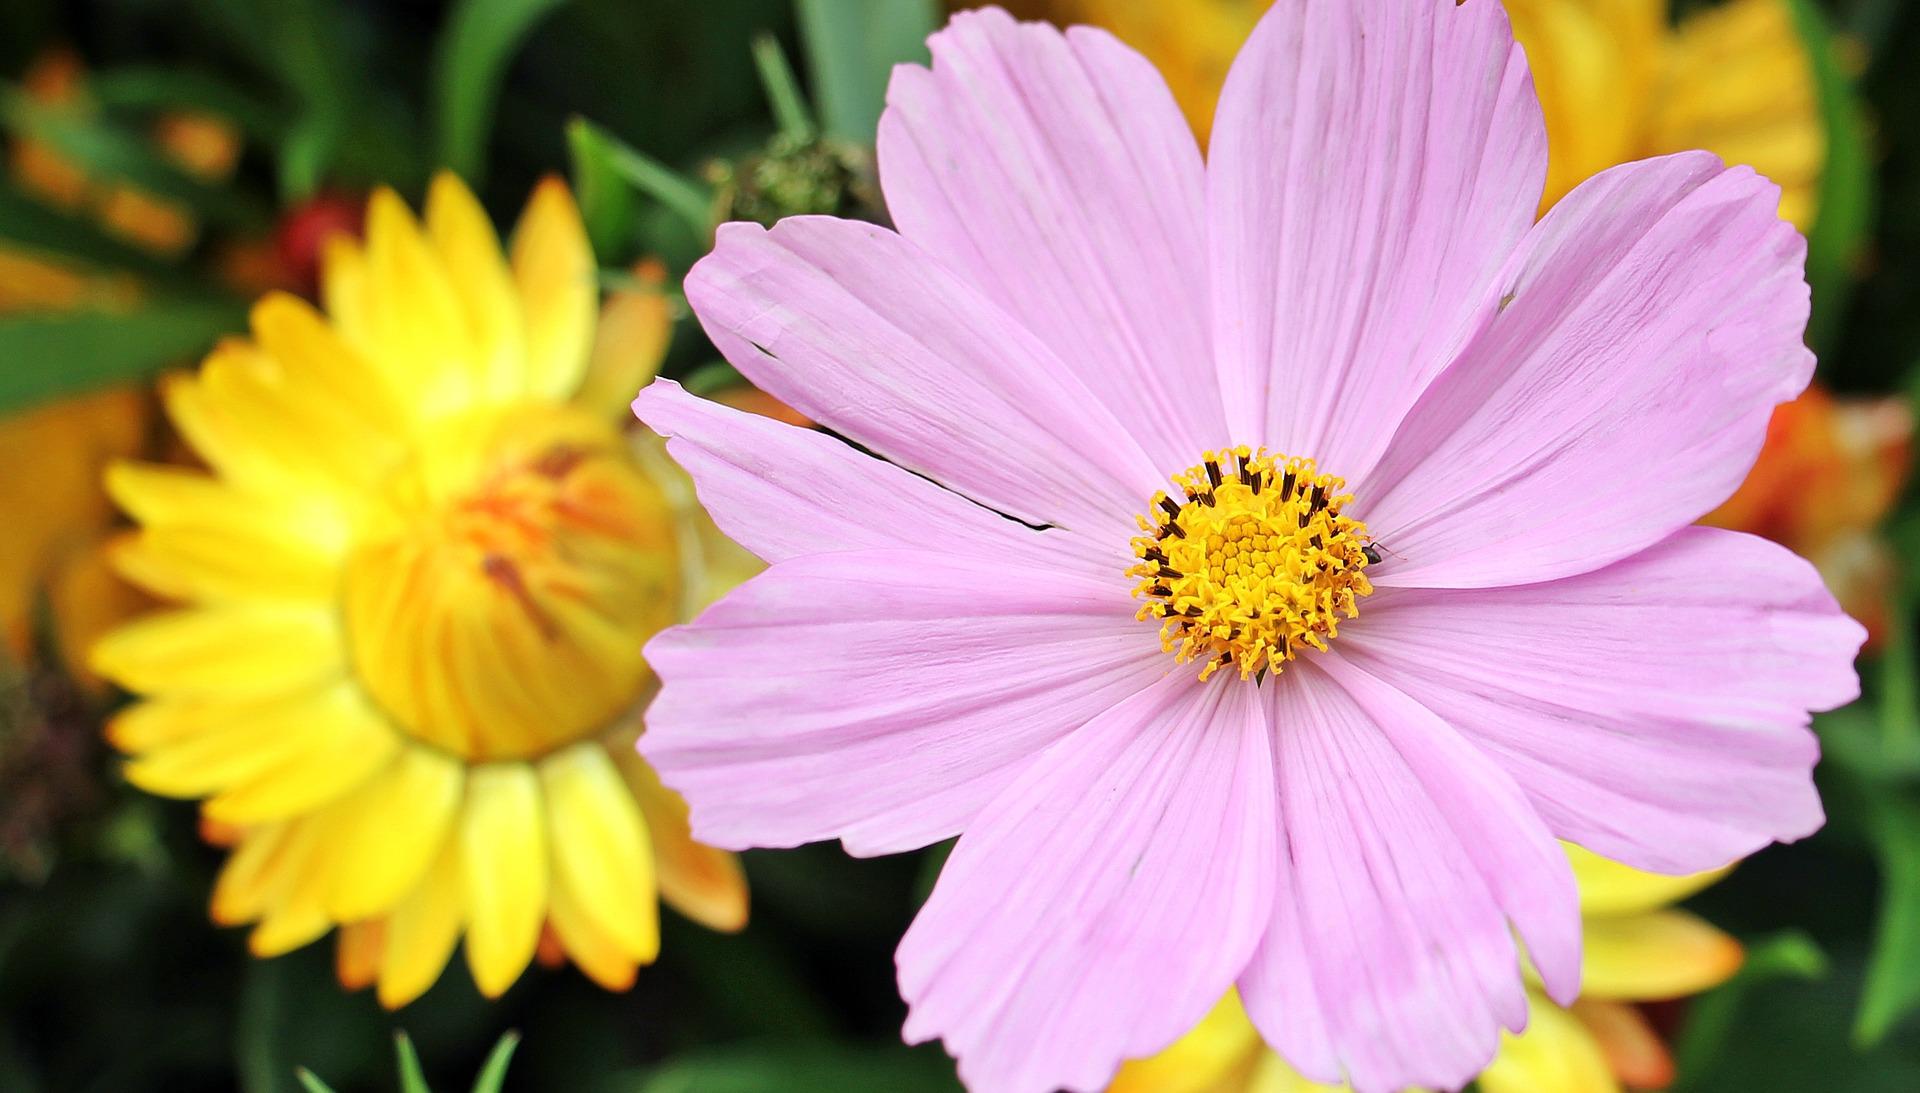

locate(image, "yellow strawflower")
[[92, 173, 748, 1007], [1028, 0, 1823, 228], [1109, 848, 1742, 1093]]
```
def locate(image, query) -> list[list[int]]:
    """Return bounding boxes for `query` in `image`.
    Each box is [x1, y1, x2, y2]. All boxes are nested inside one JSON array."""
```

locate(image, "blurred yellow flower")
[[1110, 848, 1741, 1093], [1019, 0, 1823, 227], [93, 174, 748, 1007]]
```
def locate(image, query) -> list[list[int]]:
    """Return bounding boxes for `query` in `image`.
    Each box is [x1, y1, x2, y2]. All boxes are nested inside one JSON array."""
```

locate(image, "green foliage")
[[295, 1031, 519, 1093], [432, 0, 572, 184], [0, 300, 246, 414], [620, 1043, 961, 1093], [794, 0, 938, 142], [1787, 0, 1876, 354]]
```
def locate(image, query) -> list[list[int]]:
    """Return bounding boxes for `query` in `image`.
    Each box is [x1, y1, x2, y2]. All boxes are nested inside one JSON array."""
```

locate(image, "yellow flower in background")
[[1021, 0, 1823, 228], [1110, 849, 1742, 1093], [92, 174, 748, 1007]]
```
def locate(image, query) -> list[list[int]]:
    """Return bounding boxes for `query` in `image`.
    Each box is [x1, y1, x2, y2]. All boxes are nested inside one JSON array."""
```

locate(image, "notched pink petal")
[[1208, 0, 1544, 480], [1342, 527, 1861, 873], [1360, 154, 1814, 588], [879, 8, 1220, 470], [1238, 661, 1569, 1093], [641, 548, 1162, 857], [632, 378, 1107, 573], [898, 672, 1275, 1093], [684, 216, 1159, 539]]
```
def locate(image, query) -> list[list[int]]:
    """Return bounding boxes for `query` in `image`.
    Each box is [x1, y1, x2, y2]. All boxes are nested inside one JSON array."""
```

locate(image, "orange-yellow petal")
[[540, 741, 659, 960], [201, 687, 402, 823], [1478, 991, 1621, 1093], [377, 840, 465, 1009], [547, 866, 640, 993], [424, 172, 526, 402], [1570, 998, 1676, 1090], [616, 743, 746, 933], [459, 762, 549, 997], [510, 177, 596, 401], [336, 920, 385, 992], [322, 745, 465, 921], [574, 258, 671, 420], [1581, 909, 1745, 1001], [91, 604, 340, 696]]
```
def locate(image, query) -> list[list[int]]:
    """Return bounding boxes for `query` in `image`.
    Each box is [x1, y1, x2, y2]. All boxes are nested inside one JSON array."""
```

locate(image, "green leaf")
[[1672, 930, 1828, 1087], [679, 360, 745, 397], [236, 958, 293, 1093], [0, 299, 245, 415], [1787, 0, 1875, 354], [567, 118, 712, 240], [432, 0, 571, 184], [626, 1044, 961, 1093], [0, 87, 267, 231], [393, 1032, 432, 1093], [568, 116, 638, 260], [1856, 789, 1920, 1046], [753, 33, 816, 143], [795, 0, 938, 143], [293, 1069, 338, 1093], [469, 1032, 520, 1093]]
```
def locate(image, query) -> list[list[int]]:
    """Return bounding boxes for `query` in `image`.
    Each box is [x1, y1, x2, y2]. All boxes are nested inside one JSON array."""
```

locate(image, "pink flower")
[[632, 1, 1863, 1090]]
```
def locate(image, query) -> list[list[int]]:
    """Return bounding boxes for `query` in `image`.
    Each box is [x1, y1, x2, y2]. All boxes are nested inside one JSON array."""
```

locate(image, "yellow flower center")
[[1130, 449, 1373, 682], [342, 403, 680, 761]]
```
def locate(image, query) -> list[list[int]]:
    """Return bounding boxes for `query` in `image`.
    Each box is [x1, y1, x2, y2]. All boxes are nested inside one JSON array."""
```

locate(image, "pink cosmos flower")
[[632, 1, 1864, 1090]]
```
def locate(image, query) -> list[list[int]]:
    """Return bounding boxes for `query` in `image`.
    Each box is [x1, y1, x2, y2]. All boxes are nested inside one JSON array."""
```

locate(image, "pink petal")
[[898, 671, 1275, 1093], [1207, 0, 1543, 481], [1339, 527, 1862, 873], [1357, 154, 1812, 588], [685, 217, 1159, 540], [879, 9, 1221, 471], [1239, 660, 1569, 1093], [641, 548, 1161, 857], [633, 378, 1108, 571]]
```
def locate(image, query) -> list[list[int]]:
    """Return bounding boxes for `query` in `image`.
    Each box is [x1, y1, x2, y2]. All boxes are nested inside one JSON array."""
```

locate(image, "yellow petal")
[[161, 344, 372, 505], [249, 292, 410, 443], [321, 234, 373, 349], [510, 177, 595, 401], [459, 762, 549, 997], [1568, 843, 1730, 916], [1479, 991, 1621, 1093], [322, 744, 465, 921], [361, 187, 483, 420], [548, 865, 639, 992], [1109, 990, 1265, 1093], [111, 523, 338, 605], [210, 822, 294, 925], [378, 840, 465, 1009], [1650, 0, 1823, 230], [1582, 909, 1745, 1001], [574, 258, 671, 420], [92, 604, 340, 696], [107, 461, 341, 557], [541, 742, 659, 961], [1570, 998, 1675, 1091], [424, 172, 526, 402], [121, 683, 357, 799], [616, 743, 745, 934], [201, 706, 399, 824]]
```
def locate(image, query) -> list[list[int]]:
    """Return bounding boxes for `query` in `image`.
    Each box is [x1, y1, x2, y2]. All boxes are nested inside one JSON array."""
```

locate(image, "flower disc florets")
[[1130, 448, 1373, 681]]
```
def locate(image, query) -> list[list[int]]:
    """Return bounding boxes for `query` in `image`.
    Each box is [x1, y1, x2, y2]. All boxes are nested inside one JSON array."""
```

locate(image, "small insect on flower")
[[633, 3, 1863, 1092]]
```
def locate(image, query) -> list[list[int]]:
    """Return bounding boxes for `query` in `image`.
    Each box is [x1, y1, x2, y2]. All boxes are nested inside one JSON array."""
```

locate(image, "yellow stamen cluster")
[[1129, 448, 1373, 681]]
